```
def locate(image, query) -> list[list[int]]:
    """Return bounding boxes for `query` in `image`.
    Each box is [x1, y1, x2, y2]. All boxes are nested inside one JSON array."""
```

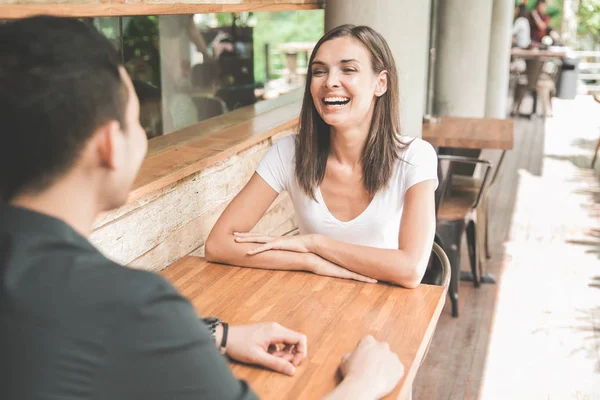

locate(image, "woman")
[[513, 4, 531, 49], [205, 25, 438, 288]]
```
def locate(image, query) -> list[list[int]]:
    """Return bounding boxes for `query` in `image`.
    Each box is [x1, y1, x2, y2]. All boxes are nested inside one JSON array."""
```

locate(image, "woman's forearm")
[[205, 233, 314, 272], [311, 235, 426, 288]]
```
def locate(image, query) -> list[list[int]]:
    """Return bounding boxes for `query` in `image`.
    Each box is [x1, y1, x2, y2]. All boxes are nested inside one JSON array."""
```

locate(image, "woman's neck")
[[329, 112, 373, 167], [329, 126, 367, 167]]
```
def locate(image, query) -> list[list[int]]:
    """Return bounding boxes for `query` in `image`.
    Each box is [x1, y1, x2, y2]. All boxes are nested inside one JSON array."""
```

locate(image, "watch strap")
[[201, 317, 221, 339], [219, 322, 229, 355]]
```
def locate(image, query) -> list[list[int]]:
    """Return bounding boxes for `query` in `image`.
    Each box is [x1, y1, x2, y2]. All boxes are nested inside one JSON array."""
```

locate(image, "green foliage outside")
[[578, 0, 600, 43], [252, 10, 325, 83]]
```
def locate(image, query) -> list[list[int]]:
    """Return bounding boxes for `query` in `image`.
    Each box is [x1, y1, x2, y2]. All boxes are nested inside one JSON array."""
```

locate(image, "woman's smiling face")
[[309, 36, 387, 130]]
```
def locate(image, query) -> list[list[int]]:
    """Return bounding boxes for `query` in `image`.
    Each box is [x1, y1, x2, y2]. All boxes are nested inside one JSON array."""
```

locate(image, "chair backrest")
[[435, 154, 493, 216], [421, 240, 451, 288], [489, 150, 507, 188], [434, 154, 452, 214]]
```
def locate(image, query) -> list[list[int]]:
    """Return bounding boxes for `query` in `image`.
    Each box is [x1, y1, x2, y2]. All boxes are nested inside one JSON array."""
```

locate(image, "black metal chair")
[[435, 155, 492, 317], [421, 239, 451, 287], [451, 150, 506, 274], [419, 241, 450, 368], [592, 94, 600, 169]]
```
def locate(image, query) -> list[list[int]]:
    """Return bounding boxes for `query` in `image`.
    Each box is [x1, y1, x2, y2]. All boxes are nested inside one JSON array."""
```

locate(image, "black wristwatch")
[[201, 317, 229, 355]]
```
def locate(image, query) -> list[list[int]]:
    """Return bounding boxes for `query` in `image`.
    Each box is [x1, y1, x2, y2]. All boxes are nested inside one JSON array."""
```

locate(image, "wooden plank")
[[187, 192, 296, 259], [510, 48, 567, 58], [0, 1, 322, 19], [147, 91, 302, 158], [95, 96, 300, 230], [422, 117, 514, 150], [129, 191, 295, 271], [91, 140, 271, 266], [128, 102, 300, 203], [162, 257, 447, 400]]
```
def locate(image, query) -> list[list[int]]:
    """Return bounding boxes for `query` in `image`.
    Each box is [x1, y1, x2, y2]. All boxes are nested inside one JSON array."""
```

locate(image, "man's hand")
[[340, 335, 404, 399], [225, 322, 307, 376]]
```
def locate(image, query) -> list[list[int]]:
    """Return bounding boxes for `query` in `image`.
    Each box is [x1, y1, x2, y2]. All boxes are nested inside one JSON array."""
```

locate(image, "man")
[[529, 0, 550, 44], [0, 16, 403, 400]]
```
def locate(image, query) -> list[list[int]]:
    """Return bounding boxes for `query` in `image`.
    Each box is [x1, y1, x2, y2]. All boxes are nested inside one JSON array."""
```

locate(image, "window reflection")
[[88, 11, 325, 139]]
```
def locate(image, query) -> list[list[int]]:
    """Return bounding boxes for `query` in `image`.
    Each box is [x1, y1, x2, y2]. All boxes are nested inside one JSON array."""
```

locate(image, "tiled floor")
[[413, 95, 600, 400]]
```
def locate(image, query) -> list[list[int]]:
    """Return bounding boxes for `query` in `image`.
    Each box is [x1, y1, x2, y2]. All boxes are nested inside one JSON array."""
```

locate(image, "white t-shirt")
[[513, 17, 531, 49], [256, 135, 438, 250]]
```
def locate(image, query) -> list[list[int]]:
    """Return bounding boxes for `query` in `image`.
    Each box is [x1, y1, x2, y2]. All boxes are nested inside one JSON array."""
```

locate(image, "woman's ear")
[[375, 71, 388, 97]]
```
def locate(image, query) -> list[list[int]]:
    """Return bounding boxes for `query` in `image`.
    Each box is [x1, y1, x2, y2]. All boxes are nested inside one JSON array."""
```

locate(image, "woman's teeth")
[[323, 97, 351, 106]]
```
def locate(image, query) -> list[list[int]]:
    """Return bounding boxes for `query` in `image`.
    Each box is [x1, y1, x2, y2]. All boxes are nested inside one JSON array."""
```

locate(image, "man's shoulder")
[[1, 237, 174, 318], [70, 256, 176, 309]]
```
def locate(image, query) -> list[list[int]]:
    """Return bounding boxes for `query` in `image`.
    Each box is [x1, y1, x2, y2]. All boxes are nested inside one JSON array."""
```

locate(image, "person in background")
[[191, 61, 229, 121], [513, 4, 531, 49], [0, 16, 404, 400], [529, 0, 550, 45], [132, 80, 164, 139]]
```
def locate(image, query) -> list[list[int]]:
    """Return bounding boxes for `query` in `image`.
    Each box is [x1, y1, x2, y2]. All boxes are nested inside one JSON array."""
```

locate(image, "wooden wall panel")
[[0, 0, 321, 19], [91, 129, 296, 272]]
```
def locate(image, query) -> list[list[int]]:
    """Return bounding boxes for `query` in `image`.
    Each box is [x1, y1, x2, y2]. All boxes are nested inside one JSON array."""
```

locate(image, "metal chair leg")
[[436, 220, 465, 318], [592, 137, 600, 169], [484, 199, 492, 260], [465, 220, 480, 288]]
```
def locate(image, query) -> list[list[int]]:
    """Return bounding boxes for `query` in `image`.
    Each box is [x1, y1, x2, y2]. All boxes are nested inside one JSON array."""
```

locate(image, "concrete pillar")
[[485, 0, 513, 118], [325, 0, 432, 138], [561, 0, 580, 48], [434, 1, 493, 117]]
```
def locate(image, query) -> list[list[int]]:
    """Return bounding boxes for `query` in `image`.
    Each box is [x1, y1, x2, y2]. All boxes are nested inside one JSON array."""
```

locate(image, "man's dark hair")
[[0, 16, 127, 201]]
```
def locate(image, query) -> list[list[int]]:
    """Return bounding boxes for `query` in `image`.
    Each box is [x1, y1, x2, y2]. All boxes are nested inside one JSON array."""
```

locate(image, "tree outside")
[[252, 10, 325, 83], [578, 0, 600, 46]]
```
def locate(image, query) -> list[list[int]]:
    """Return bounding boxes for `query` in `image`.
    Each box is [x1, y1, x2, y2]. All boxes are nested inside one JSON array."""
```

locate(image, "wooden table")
[[510, 47, 568, 59], [422, 116, 515, 150], [161, 257, 447, 400]]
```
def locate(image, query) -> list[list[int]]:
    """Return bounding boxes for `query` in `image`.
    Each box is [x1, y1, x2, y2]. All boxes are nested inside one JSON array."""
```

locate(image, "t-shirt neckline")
[[315, 186, 378, 225]]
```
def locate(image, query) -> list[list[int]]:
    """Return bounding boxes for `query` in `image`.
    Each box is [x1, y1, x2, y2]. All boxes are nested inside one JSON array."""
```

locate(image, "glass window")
[[86, 11, 324, 139]]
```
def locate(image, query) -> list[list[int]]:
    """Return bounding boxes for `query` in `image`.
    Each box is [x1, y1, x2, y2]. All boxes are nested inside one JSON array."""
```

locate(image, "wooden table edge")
[[397, 284, 447, 399]]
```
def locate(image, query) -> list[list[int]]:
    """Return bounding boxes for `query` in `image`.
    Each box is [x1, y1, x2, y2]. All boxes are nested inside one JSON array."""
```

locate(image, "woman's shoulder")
[[398, 136, 436, 165], [516, 17, 530, 26], [273, 134, 296, 149], [271, 134, 296, 159]]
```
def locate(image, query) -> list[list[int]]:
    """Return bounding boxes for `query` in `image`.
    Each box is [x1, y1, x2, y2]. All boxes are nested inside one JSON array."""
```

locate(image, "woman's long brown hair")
[[295, 24, 409, 200]]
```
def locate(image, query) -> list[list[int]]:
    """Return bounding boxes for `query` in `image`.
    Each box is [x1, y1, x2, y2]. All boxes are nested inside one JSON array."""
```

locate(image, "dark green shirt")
[[0, 203, 258, 400]]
